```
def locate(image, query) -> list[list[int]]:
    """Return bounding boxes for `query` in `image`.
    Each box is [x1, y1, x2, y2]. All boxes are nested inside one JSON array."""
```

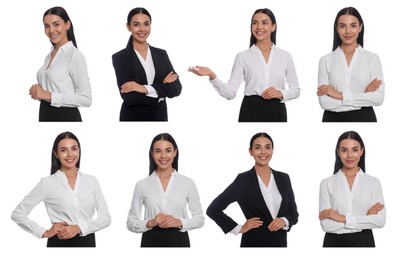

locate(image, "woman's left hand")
[[261, 87, 283, 100], [317, 85, 343, 100], [163, 71, 178, 84], [57, 224, 81, 240], [158, 215, 182, 229], [29, 84, 51, 101], [319, 208, 346, 223], [120, 81, 148, 94], [268, 218, 285, 232]]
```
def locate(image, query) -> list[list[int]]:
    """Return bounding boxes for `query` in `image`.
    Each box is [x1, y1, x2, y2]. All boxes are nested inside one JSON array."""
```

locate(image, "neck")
[[255, 165, 271, 176], [60, 167, 78, 178], [255, 40, 272, 51], [340, 43, 358, 54], [156, 168, 174, 178], [133, 40, 148, 52], [341, 167, 359, 177]]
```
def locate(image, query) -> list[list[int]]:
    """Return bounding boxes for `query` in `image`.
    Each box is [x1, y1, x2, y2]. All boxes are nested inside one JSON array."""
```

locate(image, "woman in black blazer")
[[206, 132, 298, 247], [112, 7, 182, 121]]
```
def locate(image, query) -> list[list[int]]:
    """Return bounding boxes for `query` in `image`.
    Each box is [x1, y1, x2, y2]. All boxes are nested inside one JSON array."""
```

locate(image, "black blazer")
[[206, 167, 298, 247], [112, 41, 182, 121]]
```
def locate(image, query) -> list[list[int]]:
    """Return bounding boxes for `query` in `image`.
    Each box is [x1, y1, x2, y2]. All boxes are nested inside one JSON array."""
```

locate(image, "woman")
[[11, 132, 111, 247], [206, 133, 298, 247], [188, 8, 300, 122], [319, 131, 385, 247], [127, 133, 204, 247], [29, 7, 92, 122], [112, 8, 182, 121], [317, 7, 384, 122]]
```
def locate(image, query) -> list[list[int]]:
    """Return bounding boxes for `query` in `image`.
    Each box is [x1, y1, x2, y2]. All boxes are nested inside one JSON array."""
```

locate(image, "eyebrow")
[[339, 146, 360, 149], [58, 145, 79, 149], [253, 19, 270, 22]]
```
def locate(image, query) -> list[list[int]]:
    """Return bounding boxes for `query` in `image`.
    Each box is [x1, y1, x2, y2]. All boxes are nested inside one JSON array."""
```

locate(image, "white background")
[[1, 0, 393, 259]]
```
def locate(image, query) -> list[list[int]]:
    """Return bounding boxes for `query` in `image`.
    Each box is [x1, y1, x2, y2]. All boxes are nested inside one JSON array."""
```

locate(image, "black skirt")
[[239, 95, 287, 122], [141, 227, 190, 247], [323, 229, 375, 247], [322, 106, 377, 122], [39, 101, 82, 122], [120, 100, 168, 121], [47, 233, 95, 247]]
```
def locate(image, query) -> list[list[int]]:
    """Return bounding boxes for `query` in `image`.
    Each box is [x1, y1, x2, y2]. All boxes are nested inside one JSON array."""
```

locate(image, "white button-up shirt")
[[210, 44, 300, 102], [37, 41, 92, 108], [11, 170, 111, 238], [127, 170, 204, 233], [319, 169, 386, 234], [318, 46, 384, 112]]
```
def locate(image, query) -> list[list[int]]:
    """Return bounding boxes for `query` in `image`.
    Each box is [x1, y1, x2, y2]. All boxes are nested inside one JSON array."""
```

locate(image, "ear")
[[361, 147, 364, 156], [53, 150, 58, 159], [126, 23, 131, 32], [66, 20, 71, 30], [272, 23, 277, 32], [249, 148, 253, 156], [174, 148, 178, 157], [359, 23, 363, 33]]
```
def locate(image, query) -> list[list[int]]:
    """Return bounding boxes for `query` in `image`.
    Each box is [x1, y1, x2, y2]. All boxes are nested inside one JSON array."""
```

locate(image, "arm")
[[126, 182, 150, 233], [112, 53, 159, 107], [179, 179, 204, 231], [151, 50, 182, 98], [11, 180, 47, 239], [51, 52, 92, 108], [280, 53, 300, 102], [206, 180, 239, 234], [77, 178, 111, 236], [281, 175, 299, 231]]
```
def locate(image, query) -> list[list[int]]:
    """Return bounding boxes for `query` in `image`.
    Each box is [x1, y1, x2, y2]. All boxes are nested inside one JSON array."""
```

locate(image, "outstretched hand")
[[188, 66, 216, 80]]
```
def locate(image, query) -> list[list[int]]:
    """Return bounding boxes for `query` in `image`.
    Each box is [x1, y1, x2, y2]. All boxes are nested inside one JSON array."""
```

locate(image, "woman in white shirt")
[[29, 7, 92, 122], [11, 132, 111, 247], [319, 131, 385, 247], [317, 7, 384, 122], [127, 133, 204, 247], [188, 8, 300, 122]]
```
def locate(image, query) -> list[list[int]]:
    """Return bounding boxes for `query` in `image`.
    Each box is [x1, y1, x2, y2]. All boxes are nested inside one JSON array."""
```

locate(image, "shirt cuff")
[[342, 90, 353, 106], [34, 226, 47, 239], [345, 214, 356, 229], [77, 221, 88, 236], [229, 225, 242, 236], [145, 85, 158, 98], [50, 92, 62, 107], [281, 217, 290, 230]]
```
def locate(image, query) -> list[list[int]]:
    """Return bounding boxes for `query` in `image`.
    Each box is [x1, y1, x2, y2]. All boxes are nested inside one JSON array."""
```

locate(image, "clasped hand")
[[43, 222, 81, 240], [240, 217, 285, 234], [147, 213, 182, 229]]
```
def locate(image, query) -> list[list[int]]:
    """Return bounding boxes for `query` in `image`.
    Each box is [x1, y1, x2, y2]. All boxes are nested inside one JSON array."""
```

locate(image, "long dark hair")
[[149, 133, 178, 175], [332, 7, 364, 51], [249, 132, 274, 149], [51, 131, 81, 175], [334, 131, 365, 174], [43, 6, 77, 48], [249, 8, 277, 47], [126, 7, 152, 48]]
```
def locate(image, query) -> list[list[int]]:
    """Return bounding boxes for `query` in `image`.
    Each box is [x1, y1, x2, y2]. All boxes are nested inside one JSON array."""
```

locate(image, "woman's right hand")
[[239, 217, 263, 234], [367, 202, 384, 215], [188, 66, 217, 80], [42, 222, 68, 238], [146, 213, 167, 228], [365, 78, 382, 93], [163, 71, 178, 84]]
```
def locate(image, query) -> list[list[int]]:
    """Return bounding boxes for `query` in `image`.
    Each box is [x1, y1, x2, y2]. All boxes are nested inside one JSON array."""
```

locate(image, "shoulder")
[[360, 48, 381, 61], [112, 48, 128, 60], [273, 46, 292, 57], [272, 169, 291, 181], [79, 171, 99, 183], [149, 45, 167, 55], [233, 168, 255, 182]]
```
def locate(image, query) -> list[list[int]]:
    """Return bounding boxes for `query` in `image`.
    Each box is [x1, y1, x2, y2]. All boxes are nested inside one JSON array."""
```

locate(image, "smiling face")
[[249, 136, 273, 167], [127, 13, 151, 44], [336, 14, 362, 48], [54, 138, 80, 172], [152, 140, 177, 174], [251, 12, 276, 43], [43, 14, 70, 47], [337, 138, 364, 172]]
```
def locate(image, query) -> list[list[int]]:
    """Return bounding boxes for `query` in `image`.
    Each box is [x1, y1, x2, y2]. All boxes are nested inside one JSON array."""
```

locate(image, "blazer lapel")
[[125, 43, 148, 84], [272, 170, 287, 217], [247, 168, 274, 224]]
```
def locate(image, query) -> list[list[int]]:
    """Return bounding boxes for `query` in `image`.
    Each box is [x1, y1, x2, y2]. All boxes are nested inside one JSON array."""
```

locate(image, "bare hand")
[[367, 202, 384, 215], [188, 66, 216, 80], [29, 84, 51, 101], [317, 85, 343, 100], [57, 224, 81, 240], [120, 81, 147, 94], [42, 222, 68, 238], [163, 71, 178, 84], [158, 215, 182, 229], [262, 87, 283, 100], [319, 208, 346, 223], [146, 213, 168, 228], [365, 78, 382, 93], [268, 218, 285, 232], [240, 217, 263, 234]]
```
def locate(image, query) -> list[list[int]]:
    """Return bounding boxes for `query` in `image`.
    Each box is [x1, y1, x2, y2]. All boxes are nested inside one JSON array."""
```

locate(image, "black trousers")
[[141, 227, 190, 247], [323, 229, 375, 247], [239, 96, 287, 122], [47, 233, 95, 247], [39, 100, 82, 122], [322, 106, 377, 122]]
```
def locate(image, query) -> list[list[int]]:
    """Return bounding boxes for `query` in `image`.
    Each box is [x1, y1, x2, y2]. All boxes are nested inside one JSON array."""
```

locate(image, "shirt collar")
[[251, 43, 277, 52], [336, 45, 363, 53], [152, 169, 178, 177], [337, 168, 364, 177], [50, 40, 74, 53], [55, 169, 81, 177]]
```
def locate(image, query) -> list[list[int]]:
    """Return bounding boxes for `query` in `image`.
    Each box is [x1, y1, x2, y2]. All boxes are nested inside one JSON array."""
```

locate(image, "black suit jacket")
[[206, 167, 298, 247], [112, 42, 182, 121]]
